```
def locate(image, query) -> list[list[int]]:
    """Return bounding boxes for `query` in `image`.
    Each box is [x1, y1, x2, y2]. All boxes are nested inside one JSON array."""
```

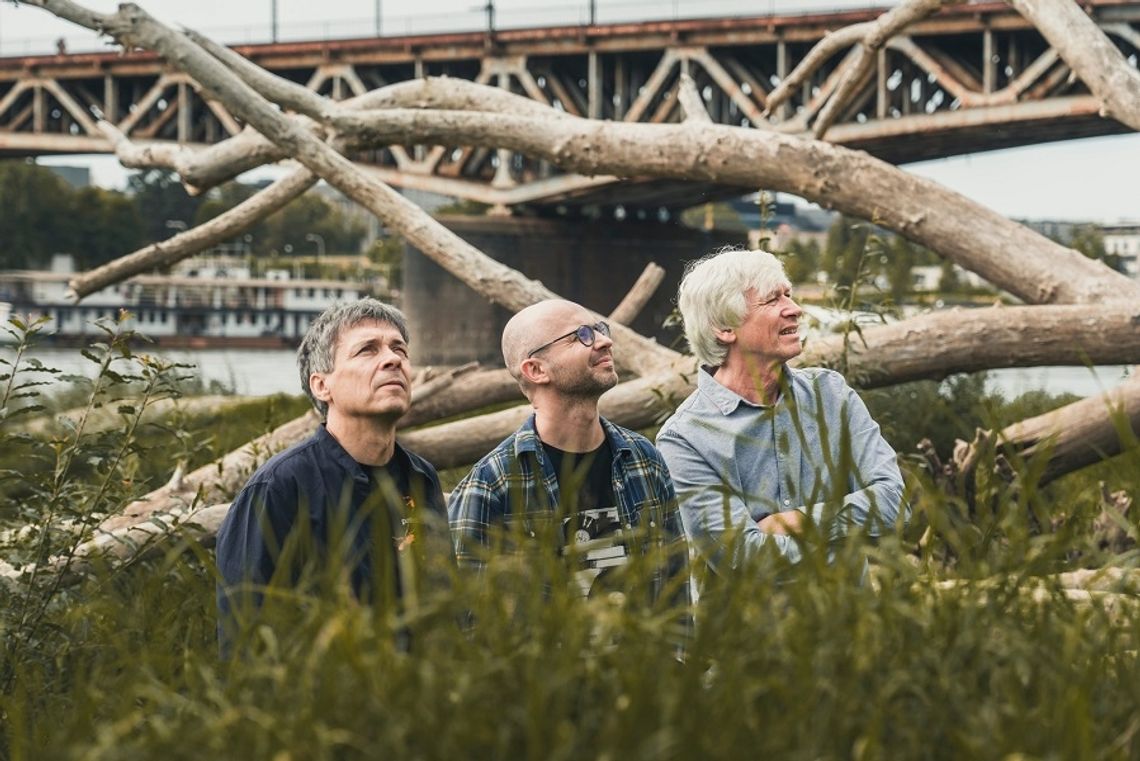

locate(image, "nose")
[[594, 328, 614, 351], [379, 346, 405, 368], [782, 295, 802, 317]]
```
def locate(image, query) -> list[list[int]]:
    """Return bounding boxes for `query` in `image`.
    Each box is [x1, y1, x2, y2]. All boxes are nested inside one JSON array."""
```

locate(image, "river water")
[[1, 346, 1132, 401]]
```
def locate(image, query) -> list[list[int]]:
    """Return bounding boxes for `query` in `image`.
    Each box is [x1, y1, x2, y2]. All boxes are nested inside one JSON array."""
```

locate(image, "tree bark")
[[1008, 0, 1140, 131], [800, 303, 1140, 388], [988, 369, 1140, 487], [26, 0, 680, 377], [327, 103, 1139, 306], [68, 151, 317, 299]]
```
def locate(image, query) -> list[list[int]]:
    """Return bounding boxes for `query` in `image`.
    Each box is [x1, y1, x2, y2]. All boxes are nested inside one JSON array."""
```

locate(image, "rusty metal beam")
[[0, 1, 1135, 210]]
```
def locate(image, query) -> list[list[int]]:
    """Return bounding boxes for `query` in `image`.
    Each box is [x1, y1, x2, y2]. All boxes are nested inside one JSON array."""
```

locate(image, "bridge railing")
[[0, 0, 880, 57]]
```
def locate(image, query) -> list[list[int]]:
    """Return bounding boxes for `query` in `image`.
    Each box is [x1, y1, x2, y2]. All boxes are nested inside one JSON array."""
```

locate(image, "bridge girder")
[[1, 1, 1137, 210]]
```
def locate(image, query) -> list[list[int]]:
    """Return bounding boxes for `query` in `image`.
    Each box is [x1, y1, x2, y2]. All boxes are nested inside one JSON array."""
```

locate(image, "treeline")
[[0, 160, 368, 271]]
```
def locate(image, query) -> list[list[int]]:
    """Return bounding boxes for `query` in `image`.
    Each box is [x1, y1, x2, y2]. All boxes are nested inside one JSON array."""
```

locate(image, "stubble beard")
[[561, 364, 618, 399]]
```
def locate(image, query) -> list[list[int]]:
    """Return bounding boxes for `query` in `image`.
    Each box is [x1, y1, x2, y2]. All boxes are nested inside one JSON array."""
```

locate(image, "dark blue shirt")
[[215, 424, 446, 641]]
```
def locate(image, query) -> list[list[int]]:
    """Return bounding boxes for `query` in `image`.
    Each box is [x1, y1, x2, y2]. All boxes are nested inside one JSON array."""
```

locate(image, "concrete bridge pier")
[[402, 215, 743, 366]]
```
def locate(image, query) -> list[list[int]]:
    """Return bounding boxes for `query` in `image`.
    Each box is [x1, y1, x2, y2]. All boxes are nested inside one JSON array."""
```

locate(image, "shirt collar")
[[316, 423, 426, 480], [511, 413, 633, 459], [698, 365, 798, 415]]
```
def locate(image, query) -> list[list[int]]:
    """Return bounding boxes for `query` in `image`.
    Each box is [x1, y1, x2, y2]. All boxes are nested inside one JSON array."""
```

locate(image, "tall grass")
[[1, 315, 1139, 760]]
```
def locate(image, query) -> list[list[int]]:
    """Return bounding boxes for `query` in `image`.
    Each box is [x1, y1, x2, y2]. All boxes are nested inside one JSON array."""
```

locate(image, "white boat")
[[0, 255, 378, 348]]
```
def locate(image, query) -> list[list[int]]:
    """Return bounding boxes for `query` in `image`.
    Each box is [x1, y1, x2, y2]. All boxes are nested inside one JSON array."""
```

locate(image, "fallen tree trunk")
[[98, 258, 671, 531], [398, 366, 691, 469], [967, 369, 1140, 487], [97, 302, 1140, 531], [800, 303, 1140, 387], [99, 411, 320, 532], [325, 102, 1139, 306], [403, 302, 1140, 467]]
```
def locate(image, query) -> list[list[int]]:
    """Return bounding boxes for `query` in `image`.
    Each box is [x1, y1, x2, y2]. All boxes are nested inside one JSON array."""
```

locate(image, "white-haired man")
[[448, 299, 687, 605], [656, 248, 905, 579]]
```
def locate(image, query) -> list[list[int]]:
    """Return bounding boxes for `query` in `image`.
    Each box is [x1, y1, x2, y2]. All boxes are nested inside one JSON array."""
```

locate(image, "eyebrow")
[[347, 335, 407, 352]]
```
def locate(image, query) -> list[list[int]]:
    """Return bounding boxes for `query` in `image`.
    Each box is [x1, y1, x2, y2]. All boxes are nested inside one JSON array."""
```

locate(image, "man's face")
[[311, 319, 412, 421], [531, 308, 618, 397], [730, 285, 803, 364]]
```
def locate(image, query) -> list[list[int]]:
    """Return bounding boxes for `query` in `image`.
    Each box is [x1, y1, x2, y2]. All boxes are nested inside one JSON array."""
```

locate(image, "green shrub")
[[2, 318, 1140, 760]]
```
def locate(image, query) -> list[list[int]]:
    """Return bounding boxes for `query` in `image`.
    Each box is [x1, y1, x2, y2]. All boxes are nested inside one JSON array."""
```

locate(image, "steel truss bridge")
[[1, 1, 1138, 211]]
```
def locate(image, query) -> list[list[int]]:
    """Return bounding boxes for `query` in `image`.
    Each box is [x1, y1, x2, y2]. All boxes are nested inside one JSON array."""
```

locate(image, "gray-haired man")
[[215, 298, 447, 646]]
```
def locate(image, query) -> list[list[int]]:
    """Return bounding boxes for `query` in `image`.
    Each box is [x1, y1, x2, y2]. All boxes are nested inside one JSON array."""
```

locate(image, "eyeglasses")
[[526, 321, 611, 358]]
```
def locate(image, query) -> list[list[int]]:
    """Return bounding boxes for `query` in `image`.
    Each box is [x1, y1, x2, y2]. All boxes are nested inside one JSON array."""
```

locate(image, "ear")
[[714, 327, 736, 345], [309, 372, 332, 403], [518, 357, 550, 386]]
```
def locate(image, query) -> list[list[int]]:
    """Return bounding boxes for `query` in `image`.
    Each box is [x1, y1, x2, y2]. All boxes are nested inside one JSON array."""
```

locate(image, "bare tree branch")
[[67, 124, 318, 300], [325, 102, 1139, 305], [1009, 0, 1140, 131], [24, 1, 681, 374], [677, 73, 714, 124]]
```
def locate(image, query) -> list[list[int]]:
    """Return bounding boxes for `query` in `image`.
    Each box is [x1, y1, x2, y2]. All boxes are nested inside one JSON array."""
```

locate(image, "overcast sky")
[[4, 0, 1139, 223]]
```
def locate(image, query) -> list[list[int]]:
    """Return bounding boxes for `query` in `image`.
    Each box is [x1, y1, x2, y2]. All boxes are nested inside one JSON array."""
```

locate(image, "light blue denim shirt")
[[655, 365, 905, 574]]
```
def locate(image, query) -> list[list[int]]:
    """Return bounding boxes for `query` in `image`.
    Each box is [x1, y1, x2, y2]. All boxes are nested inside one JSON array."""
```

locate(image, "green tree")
[[779, 238, 820, 284], [1069, 224, 1123, 272], [884, 236, 919, 303], [127, 169, 203, 243], [196, 183, 366, 258], [0, 161, 144, 271], [0, 160, 75, 269], [939, 259, 961, 292], [821, 215, 870, 288], [67, 187, 145, 270]]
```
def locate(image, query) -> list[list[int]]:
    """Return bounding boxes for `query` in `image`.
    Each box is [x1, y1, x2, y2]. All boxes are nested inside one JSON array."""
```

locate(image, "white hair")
[[677, 247, 790, 367]]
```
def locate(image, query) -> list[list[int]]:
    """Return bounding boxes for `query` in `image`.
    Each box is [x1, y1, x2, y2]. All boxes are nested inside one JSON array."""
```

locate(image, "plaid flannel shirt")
[[448, 414, 689, 606]]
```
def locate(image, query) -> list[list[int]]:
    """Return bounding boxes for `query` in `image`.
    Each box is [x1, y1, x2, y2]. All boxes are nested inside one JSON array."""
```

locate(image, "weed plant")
[[2, 316, 1140, 760]]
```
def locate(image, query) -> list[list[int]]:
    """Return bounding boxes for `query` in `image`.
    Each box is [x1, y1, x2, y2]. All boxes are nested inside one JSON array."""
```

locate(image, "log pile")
[[3, 0, 1139, 583]]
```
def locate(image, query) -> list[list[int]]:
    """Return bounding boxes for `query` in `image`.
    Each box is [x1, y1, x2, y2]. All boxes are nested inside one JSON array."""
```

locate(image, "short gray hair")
[[297, 298, 409, 419], [677, 247, 790, 367]]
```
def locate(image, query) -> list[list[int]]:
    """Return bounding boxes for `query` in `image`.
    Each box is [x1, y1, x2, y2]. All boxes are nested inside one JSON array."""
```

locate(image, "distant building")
[[730, 195, 836, 252], [911, 264, 992, 292], [1103, 224, 1140, 278]]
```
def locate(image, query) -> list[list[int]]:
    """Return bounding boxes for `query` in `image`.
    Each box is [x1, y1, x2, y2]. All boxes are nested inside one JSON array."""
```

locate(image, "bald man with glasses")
[[448, 299, 687, 605]]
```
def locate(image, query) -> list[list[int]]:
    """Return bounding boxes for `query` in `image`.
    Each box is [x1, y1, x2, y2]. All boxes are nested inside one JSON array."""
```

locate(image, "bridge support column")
[[402, 215, 743, 365]]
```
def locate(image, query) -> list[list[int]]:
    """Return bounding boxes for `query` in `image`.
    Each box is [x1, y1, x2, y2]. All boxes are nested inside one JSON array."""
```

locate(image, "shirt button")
[[783, 499, 791, 506]]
